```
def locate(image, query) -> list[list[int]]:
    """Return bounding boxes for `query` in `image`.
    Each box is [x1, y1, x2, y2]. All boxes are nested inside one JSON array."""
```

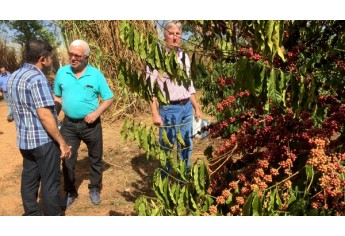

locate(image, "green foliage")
[[121, 20, 345, 216], [2, 20, 60, 47], [246, 20, 286, 63], [122, 118, 212, 215], [119, 21, 192, 104]]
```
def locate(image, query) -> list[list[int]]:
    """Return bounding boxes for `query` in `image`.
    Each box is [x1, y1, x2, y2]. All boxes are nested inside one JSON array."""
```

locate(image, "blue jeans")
[[60, 117, 103, 194], [3, 92, 13, 118], [159, 100, 193, 171], [20, 141, 61, 216]]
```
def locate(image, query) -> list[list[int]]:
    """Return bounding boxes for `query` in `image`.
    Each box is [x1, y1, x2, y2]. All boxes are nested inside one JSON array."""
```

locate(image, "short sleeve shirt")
[[6, 63, 57, 150], [147, 49, 196, 101], [0, 72, 11, 92], [54, 64, 114, 119]]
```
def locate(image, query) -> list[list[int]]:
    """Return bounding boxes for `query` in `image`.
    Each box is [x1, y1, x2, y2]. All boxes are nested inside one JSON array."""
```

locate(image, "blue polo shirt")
[[54, 65, 114, 119]]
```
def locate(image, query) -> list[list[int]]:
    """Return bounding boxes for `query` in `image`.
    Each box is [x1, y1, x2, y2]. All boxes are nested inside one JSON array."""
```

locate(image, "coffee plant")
[[120, 20, 345, 215]]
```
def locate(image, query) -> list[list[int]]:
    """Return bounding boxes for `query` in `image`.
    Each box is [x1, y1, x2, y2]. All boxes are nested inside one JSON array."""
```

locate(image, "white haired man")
[[54, 39, 114, 208]]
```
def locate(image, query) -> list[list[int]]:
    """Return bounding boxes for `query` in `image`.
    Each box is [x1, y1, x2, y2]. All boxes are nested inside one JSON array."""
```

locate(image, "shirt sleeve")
[[53, 69, 62, 97], [30, 76, 55, 109], [98, 73, 114, 101]]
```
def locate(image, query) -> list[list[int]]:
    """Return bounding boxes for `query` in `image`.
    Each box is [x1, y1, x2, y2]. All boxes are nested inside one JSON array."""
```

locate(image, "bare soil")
[[0, 98, 211, 216]]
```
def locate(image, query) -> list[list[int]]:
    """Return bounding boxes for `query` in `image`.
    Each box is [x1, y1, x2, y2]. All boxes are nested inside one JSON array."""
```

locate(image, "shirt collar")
[[22, 63, 45, 76], [67, 64, 91, 77], [166, 47, 181, 55]]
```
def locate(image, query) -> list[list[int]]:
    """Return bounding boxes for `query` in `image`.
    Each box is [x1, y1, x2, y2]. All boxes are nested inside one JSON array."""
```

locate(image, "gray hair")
[[163, 21, 182, 35], [70, 39, 90, 56]]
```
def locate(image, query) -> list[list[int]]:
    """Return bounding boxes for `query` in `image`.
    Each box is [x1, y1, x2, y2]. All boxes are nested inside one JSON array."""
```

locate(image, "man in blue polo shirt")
[[0, 66, 13, 122], [54, 39, 114, 208]]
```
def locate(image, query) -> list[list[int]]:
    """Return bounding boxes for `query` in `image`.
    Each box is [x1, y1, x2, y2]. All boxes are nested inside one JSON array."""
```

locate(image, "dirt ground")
[[0, 98, 211, 216]]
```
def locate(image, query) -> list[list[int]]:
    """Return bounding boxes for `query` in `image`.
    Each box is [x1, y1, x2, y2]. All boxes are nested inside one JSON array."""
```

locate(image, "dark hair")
[[24, 39, 53, 64]]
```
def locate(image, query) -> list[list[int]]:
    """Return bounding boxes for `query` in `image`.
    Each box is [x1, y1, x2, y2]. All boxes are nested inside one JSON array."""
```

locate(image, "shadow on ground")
[[72, 156, 112, 192], [108, 153, 159, 216]]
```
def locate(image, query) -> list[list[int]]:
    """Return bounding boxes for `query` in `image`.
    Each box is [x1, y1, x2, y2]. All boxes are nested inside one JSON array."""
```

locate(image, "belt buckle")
[[180, 99, 188, 105], [170, 98, 189, 105]]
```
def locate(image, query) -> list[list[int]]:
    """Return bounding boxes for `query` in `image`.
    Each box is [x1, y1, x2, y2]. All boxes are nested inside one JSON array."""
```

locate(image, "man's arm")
[[150, 97, 163, 127], [190, 94, 202, 120], [53, 95, 62, 116], [84, 97, 114, 124], [36, 107, 71, 159]]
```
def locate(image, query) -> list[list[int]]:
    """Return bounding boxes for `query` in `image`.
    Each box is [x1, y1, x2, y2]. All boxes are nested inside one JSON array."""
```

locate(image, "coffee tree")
[[120, 20, 345, 215]]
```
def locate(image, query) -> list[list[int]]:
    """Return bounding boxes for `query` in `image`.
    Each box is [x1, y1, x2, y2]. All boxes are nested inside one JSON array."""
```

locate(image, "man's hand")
[[84, 111, 100, 124], [60, 144, 72, 160], [152, 113, 163, 127]]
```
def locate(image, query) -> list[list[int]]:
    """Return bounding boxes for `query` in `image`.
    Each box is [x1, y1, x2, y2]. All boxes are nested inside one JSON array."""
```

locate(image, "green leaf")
[[243, 192, 254, 215], [198, 162, 209, 194], [225, 193, 233, 204], [305, 164, 314, 180], [139, 34, 147, 60], [138, 202, 147, 216], [140, 126, 149, 151], [119, 21, 128, 45], [134, 29, 139, 53], [156, 87, 168, 105], [272, 21, 286, 62], [264, 20, 274, 53], [276, 192, 282, 206], [155, 44, 162, 69], [176, 129, 186, 147], [287, 191, 296, 205], [177, 186, 186, 215], [193, 164, 203, 196], [169, 183, 177, 205], [191, 195, 198, 210], [267, 68, 283, 106], [128, 26, 135, 50], [165, 53, 172, 75], [252, 194, 260, 216], [268, 188, 277, 211]]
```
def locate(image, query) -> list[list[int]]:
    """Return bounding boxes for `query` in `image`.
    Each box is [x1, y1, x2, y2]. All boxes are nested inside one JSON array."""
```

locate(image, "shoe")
[[64, 192, 78, 208], [7, 116, 13, 122], [89, 190, 101, 205]]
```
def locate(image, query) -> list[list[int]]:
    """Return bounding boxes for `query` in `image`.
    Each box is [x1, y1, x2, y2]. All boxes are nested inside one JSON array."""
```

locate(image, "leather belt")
[[65, 115, 101, 124], [169, 98, 190, 105]]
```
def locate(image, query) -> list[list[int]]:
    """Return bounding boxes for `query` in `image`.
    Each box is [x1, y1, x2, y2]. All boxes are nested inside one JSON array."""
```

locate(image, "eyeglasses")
[[67, 52, 87, 60]]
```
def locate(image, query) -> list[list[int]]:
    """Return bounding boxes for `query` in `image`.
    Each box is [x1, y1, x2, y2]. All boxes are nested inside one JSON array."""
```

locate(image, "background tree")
[[1, 20, 60, 47], [0, 20, 62, 77], [0, 39, 19, 72]]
